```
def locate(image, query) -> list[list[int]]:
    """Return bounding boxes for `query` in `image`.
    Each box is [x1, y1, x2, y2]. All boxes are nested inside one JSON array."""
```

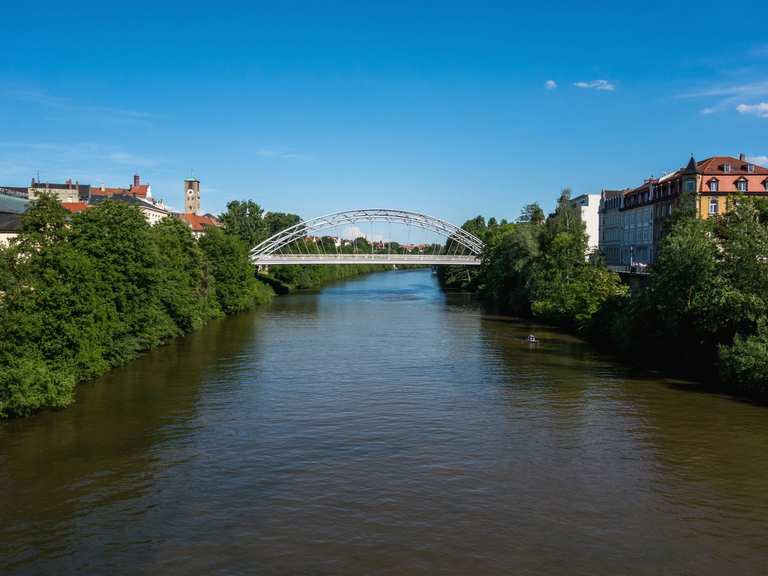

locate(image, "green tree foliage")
[[594, 196, 768, 391], [466, 189, 626, 330], [264, 212, 301, 237], [517, 202, 545, 225], [150, 217, 222, 332], [0, 195, 273, 418], [719, 320, 768, 393], [69, 201, 178, 362], [0, 195, 109, 416], [199, 227, 272, 313], [219, 200, 268, 249]]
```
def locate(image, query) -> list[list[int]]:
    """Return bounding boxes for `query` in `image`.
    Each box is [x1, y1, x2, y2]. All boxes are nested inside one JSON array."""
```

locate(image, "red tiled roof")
[[697, 156, 768, 175], [129, 184, 150, 198], [90, 187, 130, 197], [177, 212, 221, 232], [61, 202, 89, 214]]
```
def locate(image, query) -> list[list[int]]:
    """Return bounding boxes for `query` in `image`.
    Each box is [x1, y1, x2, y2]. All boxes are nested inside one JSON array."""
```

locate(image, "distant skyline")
[[2, 1, 768, 225]]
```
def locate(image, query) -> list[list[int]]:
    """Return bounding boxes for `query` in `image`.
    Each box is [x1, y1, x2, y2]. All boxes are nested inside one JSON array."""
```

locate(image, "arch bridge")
[[250, 209, 484, 266]]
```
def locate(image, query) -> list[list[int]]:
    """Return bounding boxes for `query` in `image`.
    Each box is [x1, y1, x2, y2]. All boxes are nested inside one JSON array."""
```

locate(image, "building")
[[90, 174, 152, 199], [598, 154, 768, 269], [0, 186, 29, 199], [61, 202, 89, 215], [176, 212, 222, 239], [620, 179, 656, 267], [598, 189, 627, 266], [89, 194, 170, 225], [28, 178, 90, 203], [0, 212, 23, 246], [184, 178, 200, 214], [569, 193, 601, 253]]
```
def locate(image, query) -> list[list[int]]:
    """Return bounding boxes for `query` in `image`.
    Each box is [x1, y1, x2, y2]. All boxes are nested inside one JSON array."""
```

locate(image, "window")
[[737, 179, 748, 192], [722, 164, 732, 173], [764, 180, 768, 192], [747, 164, 755, 173], [685, 179, 696, 193], [708, 179, 719, 192], [709, 197, 718, 215]]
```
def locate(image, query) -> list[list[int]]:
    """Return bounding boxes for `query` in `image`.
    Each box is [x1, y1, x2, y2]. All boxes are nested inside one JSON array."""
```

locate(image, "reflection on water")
[[1, 269, 767, 575]]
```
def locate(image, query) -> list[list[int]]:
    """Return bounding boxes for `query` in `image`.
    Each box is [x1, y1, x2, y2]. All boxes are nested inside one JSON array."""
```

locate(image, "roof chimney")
[[739, 153, 746, 161], [133, 174, 140, 187]]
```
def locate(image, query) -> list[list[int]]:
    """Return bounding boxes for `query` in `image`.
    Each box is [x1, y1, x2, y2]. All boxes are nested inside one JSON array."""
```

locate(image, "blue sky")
[[2, 1, 767, 225]]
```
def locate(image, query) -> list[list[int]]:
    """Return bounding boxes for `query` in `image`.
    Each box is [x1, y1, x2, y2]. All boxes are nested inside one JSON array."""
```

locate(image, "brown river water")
[[1, 269, 767, 575]]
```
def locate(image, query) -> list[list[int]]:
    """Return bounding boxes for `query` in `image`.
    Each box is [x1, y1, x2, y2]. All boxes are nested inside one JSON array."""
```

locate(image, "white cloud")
[[747, 155, 768, 167], [678, 81, 768, 100], [545, 80, 557, 90], [340, 225, 386, 242], [574, 79, 615, 91], [255, 147, 311, 161], [677, 81, 768, 115], [736, 102, 768, 118]]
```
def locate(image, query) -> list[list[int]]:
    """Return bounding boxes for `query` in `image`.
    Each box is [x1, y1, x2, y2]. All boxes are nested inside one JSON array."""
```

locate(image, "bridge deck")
[[252, 254, 481, 266]]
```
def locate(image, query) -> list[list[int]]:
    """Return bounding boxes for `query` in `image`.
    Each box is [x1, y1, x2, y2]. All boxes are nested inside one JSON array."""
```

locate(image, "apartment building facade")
[[598, 154, 768, 268]]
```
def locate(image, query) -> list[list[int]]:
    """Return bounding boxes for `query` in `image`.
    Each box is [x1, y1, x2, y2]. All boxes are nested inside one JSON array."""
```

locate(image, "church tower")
[[184, 178, 200, 214]]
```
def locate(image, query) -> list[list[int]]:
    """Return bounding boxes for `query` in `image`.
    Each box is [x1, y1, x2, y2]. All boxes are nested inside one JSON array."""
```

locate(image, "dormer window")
[[747, 164, 755, 173], [708, 179, 719, 192], [722, 164, 731, 173], [763, 179, 768, 191], [736, 178, 748, 192]]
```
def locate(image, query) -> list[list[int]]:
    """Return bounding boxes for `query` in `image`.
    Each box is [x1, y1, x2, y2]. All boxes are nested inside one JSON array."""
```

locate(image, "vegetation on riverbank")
[[0, 197, 393, 418], [444, 190, 768, 394], [0, 195, 271, 418]]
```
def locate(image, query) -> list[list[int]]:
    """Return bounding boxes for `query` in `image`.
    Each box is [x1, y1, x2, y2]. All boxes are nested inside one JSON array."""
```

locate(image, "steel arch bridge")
[[250, 209, 484, 266]]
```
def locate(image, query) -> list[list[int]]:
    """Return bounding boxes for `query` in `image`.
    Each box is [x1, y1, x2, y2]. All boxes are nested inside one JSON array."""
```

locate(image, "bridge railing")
[[252, 253, 481, 266]]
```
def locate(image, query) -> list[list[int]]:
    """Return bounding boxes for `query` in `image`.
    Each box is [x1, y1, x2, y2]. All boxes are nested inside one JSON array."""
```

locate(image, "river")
[[1, 269, 767, 575]]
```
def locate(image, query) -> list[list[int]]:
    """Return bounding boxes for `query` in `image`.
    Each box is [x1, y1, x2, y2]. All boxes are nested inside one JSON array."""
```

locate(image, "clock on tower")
[[184, 178, 201, 214]]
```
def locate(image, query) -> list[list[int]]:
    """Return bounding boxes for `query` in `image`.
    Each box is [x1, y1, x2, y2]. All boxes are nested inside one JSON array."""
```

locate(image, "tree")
[[461, 215, 487, 239], [719, 320, 768, 394], [0, 194, 111, 416], [264, 212, 301, 237], [219, 200, 268, 249], [479, 222, 540, 314], [69, 200, 177, 363], [518, 203, 545, 225], [199, 227, 272, 314], [151, 217, 221, 333]]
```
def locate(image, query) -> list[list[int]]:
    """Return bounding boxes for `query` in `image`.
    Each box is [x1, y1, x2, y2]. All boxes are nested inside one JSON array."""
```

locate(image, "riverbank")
[[446, 193, 768, 397]]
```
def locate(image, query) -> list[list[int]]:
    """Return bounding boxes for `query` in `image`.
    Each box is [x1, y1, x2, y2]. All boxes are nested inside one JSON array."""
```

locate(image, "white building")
[[598, 189, 627, 266], [89, 194, 170, 225], [570, 193, 601, 253], [28, 179, 88, 203]]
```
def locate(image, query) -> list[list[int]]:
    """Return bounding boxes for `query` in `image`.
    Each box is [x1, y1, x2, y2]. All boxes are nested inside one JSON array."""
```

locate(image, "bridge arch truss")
[[250, 208, 484, 266]]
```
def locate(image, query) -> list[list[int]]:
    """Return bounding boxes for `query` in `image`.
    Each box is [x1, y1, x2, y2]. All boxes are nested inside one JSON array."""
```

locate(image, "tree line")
[[443, 191, 768, 395], [0, 196, 385, 418]]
